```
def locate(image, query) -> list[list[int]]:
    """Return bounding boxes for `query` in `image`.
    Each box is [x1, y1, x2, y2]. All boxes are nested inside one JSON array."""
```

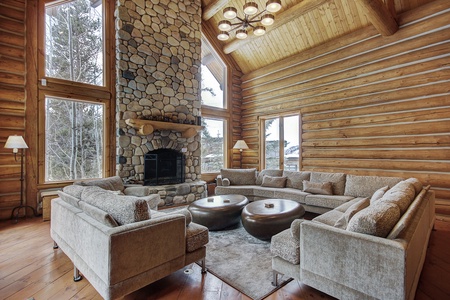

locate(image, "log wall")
[[0, 0, 27, 220], [240, 0, 450, 220]]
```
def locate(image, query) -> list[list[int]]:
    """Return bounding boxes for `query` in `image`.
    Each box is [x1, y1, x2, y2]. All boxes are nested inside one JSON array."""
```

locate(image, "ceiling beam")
[[203, 0, 230, 21], [222, 0, 330, 54], [354, 0, 398, 36]]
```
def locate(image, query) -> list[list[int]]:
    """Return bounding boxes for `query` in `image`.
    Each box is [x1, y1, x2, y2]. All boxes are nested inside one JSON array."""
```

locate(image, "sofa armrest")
[[123, 185, 157, 197], [216, 174, 223, 186], [300, 221, 407, 300]]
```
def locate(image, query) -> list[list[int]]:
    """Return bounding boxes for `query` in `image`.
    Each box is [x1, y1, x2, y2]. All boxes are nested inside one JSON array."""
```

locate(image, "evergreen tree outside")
[[44, 0, 104, 181]]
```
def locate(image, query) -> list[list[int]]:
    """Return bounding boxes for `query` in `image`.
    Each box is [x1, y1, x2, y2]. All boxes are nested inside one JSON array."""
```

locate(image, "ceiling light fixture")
[[217, 0, 282, 41]]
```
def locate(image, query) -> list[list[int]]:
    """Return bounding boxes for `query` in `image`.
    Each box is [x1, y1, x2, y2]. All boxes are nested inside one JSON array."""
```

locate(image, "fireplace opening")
[[144, 149, 185, 185]]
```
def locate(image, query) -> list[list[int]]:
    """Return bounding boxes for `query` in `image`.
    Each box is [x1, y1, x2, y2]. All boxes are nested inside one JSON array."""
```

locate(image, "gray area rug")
[[205, 222, 292, 300], [160, 206, 292, 299]]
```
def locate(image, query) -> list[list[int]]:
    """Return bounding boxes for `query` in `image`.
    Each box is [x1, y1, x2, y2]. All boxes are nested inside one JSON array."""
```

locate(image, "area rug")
[[204, 222, 292, 300]]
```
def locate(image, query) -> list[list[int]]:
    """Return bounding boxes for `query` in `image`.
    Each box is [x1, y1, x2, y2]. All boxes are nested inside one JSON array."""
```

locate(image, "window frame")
[[37, 0, 115, 187], [260, 112, 302, 170]]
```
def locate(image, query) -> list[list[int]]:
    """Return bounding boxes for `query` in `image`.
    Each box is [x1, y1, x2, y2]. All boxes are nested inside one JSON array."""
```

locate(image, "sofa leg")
[[53, 241, 59, 249], [272, 271, 280, 286], [73, 265, 83, 282], [200, 258, 207, 274]]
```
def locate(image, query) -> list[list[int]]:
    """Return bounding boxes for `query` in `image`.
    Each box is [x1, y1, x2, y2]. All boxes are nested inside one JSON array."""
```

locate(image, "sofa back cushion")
[[79, 201, 119, 227], [347, 201, 401, 237], [344, 174, 403, 198], [378, 181, 416, 214], [80, 186, 150, 225], [282, 171, 311, 190], [334, 197, 370, 229], [310, 172, 346, 195], [256, 169, 283, 185], [220, 168, 256, 185], [75, 176, 125, 192]]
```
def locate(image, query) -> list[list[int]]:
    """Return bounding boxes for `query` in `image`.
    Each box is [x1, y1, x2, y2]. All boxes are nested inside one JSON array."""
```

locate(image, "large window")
[[45, 97, 104, 181], [263, 115, 300, 170], [201, 118, 226, 173], [39, 0, 112, 184], [201, 37, 226, 109]]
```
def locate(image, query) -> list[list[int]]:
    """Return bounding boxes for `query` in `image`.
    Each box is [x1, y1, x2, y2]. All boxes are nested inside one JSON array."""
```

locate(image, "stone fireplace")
[[144, 148, 185, 185], [114, 0, 206, 206]]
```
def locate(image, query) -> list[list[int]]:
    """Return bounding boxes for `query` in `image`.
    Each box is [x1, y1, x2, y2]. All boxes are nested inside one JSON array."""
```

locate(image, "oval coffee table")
[[241, 199, 305, 240], [188, 195, 249, 230]]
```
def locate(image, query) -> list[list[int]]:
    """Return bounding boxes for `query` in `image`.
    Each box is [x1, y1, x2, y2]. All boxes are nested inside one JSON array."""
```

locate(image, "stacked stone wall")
[[115, 0, 202, 184]]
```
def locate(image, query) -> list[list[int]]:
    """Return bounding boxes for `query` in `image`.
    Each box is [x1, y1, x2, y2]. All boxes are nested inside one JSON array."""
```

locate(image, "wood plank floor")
[[0, 217, 449, 300]]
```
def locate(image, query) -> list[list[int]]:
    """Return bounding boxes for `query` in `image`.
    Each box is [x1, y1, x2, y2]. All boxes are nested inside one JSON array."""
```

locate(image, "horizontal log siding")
[[0, 0, 26, 219], [240, 0, 450, 219]]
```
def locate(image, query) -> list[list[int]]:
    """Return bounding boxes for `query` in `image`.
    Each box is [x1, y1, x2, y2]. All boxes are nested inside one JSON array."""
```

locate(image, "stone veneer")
[[115, 0, 203, 190]]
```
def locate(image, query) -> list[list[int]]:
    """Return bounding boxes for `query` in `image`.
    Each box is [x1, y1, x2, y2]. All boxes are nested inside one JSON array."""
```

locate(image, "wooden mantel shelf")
[[125, 119, 203, 138]]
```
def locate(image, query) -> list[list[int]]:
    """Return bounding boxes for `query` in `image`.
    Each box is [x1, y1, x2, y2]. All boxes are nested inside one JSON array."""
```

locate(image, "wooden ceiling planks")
[[202, 0, 437, 74]]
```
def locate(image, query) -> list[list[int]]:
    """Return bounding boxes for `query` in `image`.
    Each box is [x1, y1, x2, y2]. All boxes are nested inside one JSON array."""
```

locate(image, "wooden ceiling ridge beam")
[[203, 0, 230, 21], [222, 0, 331, 54], [354, 0, 398, 36]]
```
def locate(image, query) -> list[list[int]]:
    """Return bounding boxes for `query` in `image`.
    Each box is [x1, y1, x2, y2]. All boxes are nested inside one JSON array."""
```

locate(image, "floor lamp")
[[233, 140, 248, 169], [4, 135, 37, 222]]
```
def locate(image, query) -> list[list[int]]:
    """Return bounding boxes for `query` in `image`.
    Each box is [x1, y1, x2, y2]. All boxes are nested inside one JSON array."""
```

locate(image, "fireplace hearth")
[[144, 149, 185, 186]]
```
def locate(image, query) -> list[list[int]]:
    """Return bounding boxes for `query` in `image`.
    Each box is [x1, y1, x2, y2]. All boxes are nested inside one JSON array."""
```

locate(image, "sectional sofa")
[[51, 177, 209, 300]]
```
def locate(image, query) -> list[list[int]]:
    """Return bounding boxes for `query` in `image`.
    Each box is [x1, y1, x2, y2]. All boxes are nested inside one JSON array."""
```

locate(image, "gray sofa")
[[51, 176, 209, 300], [270, 177, 435, 300], [215, 168, 405, 214]]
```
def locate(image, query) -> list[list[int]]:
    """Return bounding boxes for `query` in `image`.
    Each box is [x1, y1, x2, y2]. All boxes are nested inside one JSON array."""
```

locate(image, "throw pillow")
[[290, 219, 305, 241], [347, 201, 401, 237], [334, 197, 370, 229], [303, 180, 333, 195], [256, 169, 283, 185], [310, 172, 346, 195], [261, 175, 287, 188], [405, 177, 423, 195], [370, 186, 389, 205], [220, 168, 256, 185], [283, 171, 311, 189], [222, 178, 230, 186]]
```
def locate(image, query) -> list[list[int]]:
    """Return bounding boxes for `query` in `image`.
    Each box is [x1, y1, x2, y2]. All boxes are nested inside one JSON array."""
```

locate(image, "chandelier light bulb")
[[218, 20, 232, 31], [261, 14, 274, 26], [266, 0, 281, 13], [223, 7, 237, 19], [243, 2, 258, 15], [236, 29, 248, 39], [253, 26, 266, 36], [217, 31, 230, 41]]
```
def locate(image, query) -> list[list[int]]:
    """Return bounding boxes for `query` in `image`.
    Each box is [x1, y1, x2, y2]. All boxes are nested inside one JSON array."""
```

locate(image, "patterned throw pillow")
[[256, 169, 283, 185], [261, 175, 287, 188], [310, 172, 346, 195], [334, 197, 370, 229], [282, 171, 311, 189], [303, 180, 333, 195], [347, 201, 401, 237]]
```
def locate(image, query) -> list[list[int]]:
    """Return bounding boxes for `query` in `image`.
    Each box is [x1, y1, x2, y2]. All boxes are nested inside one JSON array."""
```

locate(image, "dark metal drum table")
[[188, 194, 249, 230], [241, 199, 305, 240]]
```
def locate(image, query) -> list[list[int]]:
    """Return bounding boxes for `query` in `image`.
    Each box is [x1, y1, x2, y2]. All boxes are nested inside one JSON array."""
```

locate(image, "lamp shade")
[[4, 135, 28, 149], [233, 140, 249, 150]]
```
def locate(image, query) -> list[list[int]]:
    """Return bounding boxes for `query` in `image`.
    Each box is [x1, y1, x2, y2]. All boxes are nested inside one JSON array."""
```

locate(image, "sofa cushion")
[[303, 181, 333, 195], [270, 228, 300, 264], [256, 169, 283, 185], [282, 171, 311, 189], [379, 181, 416, 214], [274, 188, 309, 203], [290, 219, 305, 241], [305, 194, 354, 209], [80, 186, 150, 225], [387, 186, 429, 239], [370, 186, 389, 204], [220, 168, 256, 185], [312, 209, 344, 226], [310, 172, 346, 195], [347, 201, 401, 237], [76, 176, 125, 192], [78, 200, 119, 227], [334, 197, 366, 213], [344, 174, 403, 197], [185, 222, 209, 252], [261, 175, 287, 188], [253, 186, 277, 198], [405, 177, 423, 195], [163, 208, 192, 227], [334, 197, 370, 229], [63, 185, 85, 199], [215, 185, 256, 196]]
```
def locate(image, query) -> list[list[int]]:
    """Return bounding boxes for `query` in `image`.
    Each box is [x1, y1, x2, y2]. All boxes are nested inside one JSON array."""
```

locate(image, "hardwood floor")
[[0, 217, 449, 300]]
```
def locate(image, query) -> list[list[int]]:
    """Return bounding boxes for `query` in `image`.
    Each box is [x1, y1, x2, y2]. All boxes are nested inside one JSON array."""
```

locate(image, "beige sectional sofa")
[[215, 168, 404, 214], [51, 176, 209, 300], [270, 177, 435, 300]]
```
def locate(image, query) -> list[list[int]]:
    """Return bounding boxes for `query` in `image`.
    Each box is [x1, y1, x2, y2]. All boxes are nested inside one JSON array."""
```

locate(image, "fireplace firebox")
[[144, 149, 185, 186]]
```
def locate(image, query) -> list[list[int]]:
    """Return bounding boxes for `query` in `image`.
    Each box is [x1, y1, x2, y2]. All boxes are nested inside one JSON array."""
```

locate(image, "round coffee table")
[[241, 199, 305, 240], [188, 195, 249, 230]]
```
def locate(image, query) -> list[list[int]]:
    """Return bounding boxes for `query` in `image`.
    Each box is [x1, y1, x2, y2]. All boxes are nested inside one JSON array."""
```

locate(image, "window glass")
[[45, 0, 104, 86], [265, 118, 280, 169], [45, 97, 104, 181], [201, 118, 225, 173], [201, 37, 226, 108], [284, 116, 300, 171]]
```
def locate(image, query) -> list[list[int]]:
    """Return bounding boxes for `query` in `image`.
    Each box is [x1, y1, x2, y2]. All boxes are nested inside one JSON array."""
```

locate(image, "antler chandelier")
[[217, 0, 282, 41]]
